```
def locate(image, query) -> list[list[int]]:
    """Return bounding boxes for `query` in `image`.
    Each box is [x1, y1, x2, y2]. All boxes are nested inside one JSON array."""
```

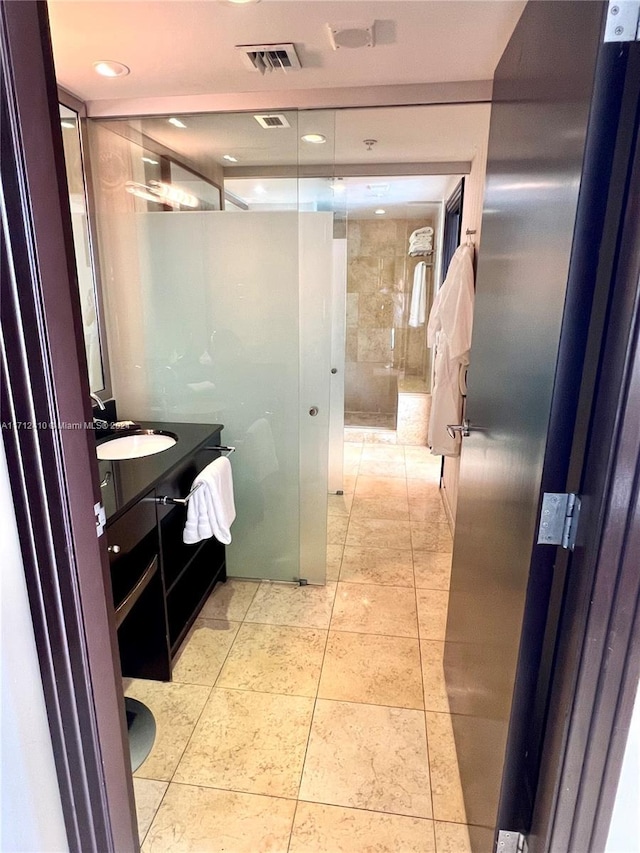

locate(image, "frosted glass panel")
[[136, 212, 302, 580]]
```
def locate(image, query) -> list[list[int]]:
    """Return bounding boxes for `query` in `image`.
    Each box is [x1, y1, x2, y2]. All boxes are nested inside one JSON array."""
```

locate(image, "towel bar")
[[156, 481, 203, 506], [203, 444, 236, 455]]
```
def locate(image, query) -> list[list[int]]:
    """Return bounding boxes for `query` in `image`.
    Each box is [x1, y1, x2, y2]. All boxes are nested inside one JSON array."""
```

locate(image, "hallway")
[[127, 442, 483, 852]]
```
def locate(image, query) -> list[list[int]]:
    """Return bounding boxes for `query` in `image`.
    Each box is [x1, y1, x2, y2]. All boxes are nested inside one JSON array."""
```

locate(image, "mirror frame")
[[58, 86, 112, 399]]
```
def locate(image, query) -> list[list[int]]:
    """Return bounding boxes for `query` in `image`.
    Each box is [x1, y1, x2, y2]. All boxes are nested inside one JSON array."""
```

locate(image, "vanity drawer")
[[107, 494, 159, 608]]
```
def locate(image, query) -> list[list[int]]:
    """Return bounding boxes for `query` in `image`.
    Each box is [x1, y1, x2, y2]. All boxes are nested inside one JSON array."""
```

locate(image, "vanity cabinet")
[[107, 495, 171, 682], [102, 422, 227, 682]]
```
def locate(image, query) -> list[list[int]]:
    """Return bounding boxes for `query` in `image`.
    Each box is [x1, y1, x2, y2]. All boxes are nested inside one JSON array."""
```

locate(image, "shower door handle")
[[309, 407, 319, 417], [447, 419, 470, 438]]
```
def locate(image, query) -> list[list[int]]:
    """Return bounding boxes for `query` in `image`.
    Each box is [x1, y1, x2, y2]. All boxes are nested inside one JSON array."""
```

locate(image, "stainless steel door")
[[444, 0, 607, 843]]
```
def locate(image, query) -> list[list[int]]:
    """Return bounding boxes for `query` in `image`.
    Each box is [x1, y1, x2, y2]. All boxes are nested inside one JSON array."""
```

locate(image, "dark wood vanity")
[[99, 422, 227, 682]]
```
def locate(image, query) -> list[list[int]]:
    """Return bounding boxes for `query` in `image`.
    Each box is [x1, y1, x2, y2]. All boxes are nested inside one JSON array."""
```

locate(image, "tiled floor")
[[129, 442, 481, 852]]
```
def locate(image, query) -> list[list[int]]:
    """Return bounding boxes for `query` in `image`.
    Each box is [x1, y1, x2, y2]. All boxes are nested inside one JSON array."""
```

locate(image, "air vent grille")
[[254, 114, 291, 129], [237, 43, 302, 75]]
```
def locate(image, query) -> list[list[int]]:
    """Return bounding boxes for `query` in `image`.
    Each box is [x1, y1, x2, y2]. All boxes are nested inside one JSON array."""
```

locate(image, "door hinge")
[[537, 493, 581, 551], [604, 1, 640, 42], [497, 830, 528, 853], [95, 501, 106, 538]]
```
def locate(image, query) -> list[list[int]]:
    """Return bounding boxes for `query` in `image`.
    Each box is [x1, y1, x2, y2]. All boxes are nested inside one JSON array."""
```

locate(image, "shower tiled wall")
[[345, 217, 434, 428]]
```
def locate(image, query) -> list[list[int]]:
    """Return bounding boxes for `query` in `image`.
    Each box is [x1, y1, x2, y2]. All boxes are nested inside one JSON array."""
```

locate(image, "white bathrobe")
[[427, 244, 475, 456]]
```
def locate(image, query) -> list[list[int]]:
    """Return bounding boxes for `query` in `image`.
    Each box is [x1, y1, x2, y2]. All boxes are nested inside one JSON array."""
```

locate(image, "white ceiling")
[[48, 0, 525, 103]]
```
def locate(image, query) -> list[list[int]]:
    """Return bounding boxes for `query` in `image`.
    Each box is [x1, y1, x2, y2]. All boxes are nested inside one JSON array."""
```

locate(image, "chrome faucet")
[[90, 392, 106, 411]]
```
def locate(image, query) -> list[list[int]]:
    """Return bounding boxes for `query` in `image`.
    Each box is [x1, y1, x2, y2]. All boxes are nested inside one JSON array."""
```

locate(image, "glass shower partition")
[[88, 110, 333, 583]]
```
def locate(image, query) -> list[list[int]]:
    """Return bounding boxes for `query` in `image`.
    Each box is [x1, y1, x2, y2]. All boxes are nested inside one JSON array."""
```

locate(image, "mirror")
[[59, 103, 106, 394]]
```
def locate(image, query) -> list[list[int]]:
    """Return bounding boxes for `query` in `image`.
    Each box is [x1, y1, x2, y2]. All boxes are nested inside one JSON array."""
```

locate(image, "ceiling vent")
[[327, 22, 375, 50], [237, 43, 302, 74], [253, 113, 291, 129]]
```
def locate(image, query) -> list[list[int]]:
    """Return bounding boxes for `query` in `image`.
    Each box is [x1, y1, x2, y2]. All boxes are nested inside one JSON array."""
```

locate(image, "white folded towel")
[[410, 226, 434, 239], [183, 456, 236, 545], [409, 261, 427, 327]]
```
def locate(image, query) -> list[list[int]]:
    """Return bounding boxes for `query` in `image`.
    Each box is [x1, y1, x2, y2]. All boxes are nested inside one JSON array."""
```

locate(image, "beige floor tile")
[[327, 493, 354, 517], [426, 712, 467, 823], [342, 474, 357, 494], [411, 522, 453, 553], [433, 821, 472, 853], [351, 495, 410, 521], [421, 641, 450, 713], [416, 589, 449, 641], [340, 545, 414, 587], [405, 460, 442, 482], [199, 579, 259, 622], [332, 582, 418, 638], [361, 445, 406, 462], [404, 446, 438, 463], [358, 459, 407, 478], [142, 784, 296, 853], [217, 623, 326, 697], [133, 778, 168, 845], [319, 631, 423, 709], [343, 458, 361, 475], [407, 479, 442, 501], [125, 681, 211, 782], [326, 544, 343, 581], [355, 475, 408, 499], [245, 581, 337, 629], [327, 515, 349, 545], [346, 518, 412, 550], [172, 619, 240, 686], [409, 496, 449, 524], [300, 699, 432, 818], [174, 688, 314, 798], [290, 802, 436, 853], [413, 551, 452, 590]]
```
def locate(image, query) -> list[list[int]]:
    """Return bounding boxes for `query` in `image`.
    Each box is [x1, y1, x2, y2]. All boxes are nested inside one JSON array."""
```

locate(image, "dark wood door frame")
[[1, 2, 137, 850], [530, 46, 640, 850]]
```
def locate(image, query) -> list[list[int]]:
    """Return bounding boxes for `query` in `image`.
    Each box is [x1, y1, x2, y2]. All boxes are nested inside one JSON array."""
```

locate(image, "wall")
[[345, 215, 434, 427], [440, 105, 491, 527], [606, 681, 640, 852], [0, 441, 69, 852]]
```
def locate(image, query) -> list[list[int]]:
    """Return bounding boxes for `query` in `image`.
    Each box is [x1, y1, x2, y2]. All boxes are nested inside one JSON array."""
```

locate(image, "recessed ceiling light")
[[226, 0, 261, 4], [374, 209, 386, 215], [142, 157, 159, 165], [60, 120, 75, 129], [93, 60, 130, 78], [223, 154, 238, 162], [168, 117, 187, 129], [301, 133, 327, 144]]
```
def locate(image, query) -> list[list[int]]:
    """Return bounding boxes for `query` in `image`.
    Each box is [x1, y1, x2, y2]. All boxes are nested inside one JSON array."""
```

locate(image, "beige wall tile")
[[217, 623, 326, 697], [290, 802, 436, 853], [357, 328, 393, 362], [142, 784, 295, 853], [319, 631, 423, 709], [174, 688, 314, 798], [300, 699, 431, 818], [332, 582, 418, 637]]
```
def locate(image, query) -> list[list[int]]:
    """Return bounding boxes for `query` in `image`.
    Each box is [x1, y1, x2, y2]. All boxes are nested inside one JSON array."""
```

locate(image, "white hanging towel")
[[409, 261, 428, 327], [183, 456, 236, 545], [427, 244, 475, 457]]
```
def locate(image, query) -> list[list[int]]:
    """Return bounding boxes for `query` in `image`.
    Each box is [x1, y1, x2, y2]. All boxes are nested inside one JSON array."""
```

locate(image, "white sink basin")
[[97, 430, 178, 461]]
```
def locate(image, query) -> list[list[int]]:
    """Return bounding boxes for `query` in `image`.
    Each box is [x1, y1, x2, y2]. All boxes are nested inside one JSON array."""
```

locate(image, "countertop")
[[98, 421, 224, 523]]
